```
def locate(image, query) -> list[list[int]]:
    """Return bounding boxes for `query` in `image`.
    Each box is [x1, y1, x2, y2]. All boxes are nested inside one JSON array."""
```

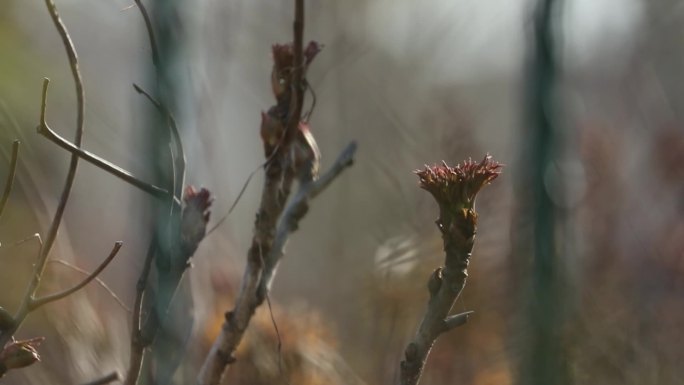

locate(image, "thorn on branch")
[[0, 0, 87, 349], [442, 311, 474, 332]]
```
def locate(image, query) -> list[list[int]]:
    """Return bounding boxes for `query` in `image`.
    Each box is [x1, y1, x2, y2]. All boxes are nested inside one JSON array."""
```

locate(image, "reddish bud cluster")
[[271, 41, 322, 72], [416, 155, 502, 210], [270, 41, 322, 102], [0, 337, 44, 371], [180, 186, 213, 255], [183, 186, 213, 224]]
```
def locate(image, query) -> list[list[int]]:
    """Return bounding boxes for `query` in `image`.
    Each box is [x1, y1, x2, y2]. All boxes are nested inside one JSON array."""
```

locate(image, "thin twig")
[[37, 118, 170, 200], [29, 242, 123, 311], [0, 140, 19, 221], [133, 0, 159, 68], [124, 239, 156, 385], [265, 293, 289, 384], [301, 82, 317, 122], [0, 0, 85, 345], [132, 84, 185, 200], [47, 259, 131, 313], [257, 243, 290, 385], [0, 233, 41, 251], [79, 371, 121, 385], [205, 164, 261, 237]]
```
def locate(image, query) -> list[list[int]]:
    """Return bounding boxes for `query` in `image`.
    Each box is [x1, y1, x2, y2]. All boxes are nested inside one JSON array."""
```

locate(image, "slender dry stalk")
[[124, 240, 156, 385], [47, 259, 130, 313], [29, 242, 122, 310], [397, 156, 501, 385], [37, 123, 170, 200], [0, 0, 127, 377], [0, 0, 86, 348], [198, 1, 357, 384]]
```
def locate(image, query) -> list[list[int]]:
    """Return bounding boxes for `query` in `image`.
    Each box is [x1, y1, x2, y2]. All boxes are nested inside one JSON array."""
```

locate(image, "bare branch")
[[0, 140, 20, 221], [258, 141, 356, 295], [47, 259, 131, 313], [133, 0, 160, 68], [0, 0, 85, 345], [197, 3, 359, 384], [79, 371, 121, 385], [29, 242, 123, 311], [37, 119, 170, 200], [198, 142, 356, 385]]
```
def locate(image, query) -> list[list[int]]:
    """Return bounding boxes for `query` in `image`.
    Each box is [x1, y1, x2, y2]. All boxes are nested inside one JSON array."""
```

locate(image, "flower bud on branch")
[[399, 155, 501, 385], [0, 337, 44, 376]]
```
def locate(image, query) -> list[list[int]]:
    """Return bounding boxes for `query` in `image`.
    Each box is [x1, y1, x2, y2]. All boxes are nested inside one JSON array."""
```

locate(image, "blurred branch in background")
[[516, 0, 572, 384], [123, 0, 207, 383]]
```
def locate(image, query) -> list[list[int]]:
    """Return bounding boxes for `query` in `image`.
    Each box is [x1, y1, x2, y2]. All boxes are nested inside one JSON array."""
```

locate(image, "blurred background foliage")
[[2, 0, 684, 384]]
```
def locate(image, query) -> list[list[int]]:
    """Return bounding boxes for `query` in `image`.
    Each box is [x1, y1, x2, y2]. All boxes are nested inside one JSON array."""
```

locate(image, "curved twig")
[[30, 242, 123, 311], [0, 233, 41, 252], [132, 83, 185, 199], [47, 259, 131, 313], [133, 0, 159, 68], [205, 164, 261, 237]]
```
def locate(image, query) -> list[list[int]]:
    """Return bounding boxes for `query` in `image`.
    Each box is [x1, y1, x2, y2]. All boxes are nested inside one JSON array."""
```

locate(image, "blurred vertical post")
[[142, 0, 193, 383], [517, 0, 572, 384]]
